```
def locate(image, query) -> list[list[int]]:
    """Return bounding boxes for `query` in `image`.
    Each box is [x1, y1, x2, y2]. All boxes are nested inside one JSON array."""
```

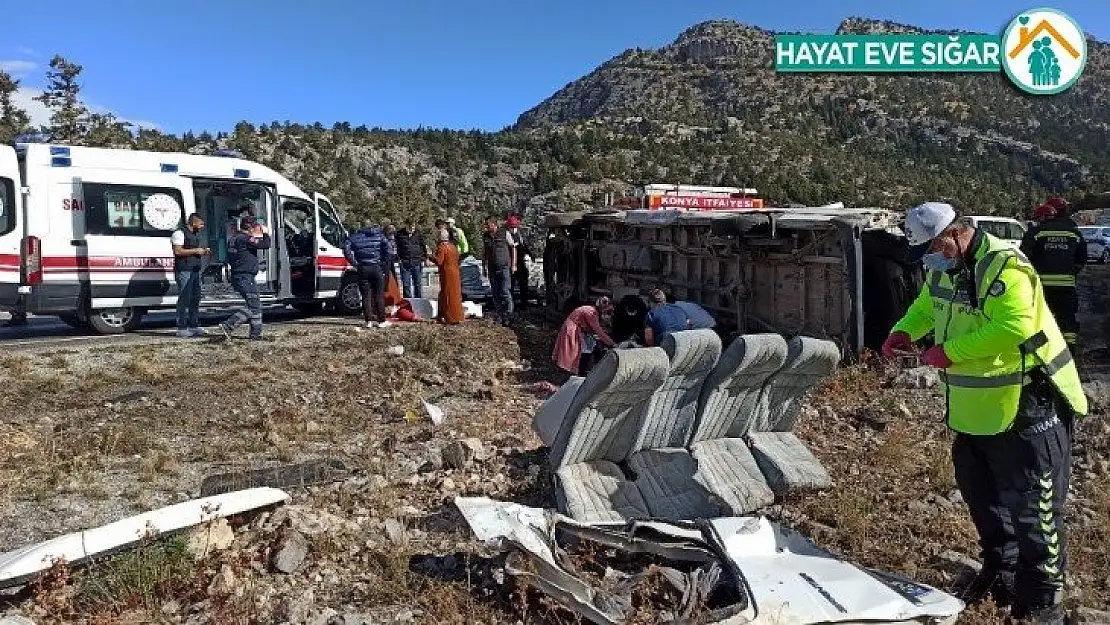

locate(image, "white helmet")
[[905, 202, 956, 246]]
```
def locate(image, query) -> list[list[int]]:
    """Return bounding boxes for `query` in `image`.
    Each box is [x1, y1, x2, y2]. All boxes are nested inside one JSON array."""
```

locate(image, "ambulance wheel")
[[58, 313, 88, 329], [88, 307, 143, 335], [336, 278, 362, 316]]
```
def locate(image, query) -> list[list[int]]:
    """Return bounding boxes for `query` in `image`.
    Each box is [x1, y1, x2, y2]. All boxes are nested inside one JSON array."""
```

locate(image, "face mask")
[[922, 251, 956, 272]]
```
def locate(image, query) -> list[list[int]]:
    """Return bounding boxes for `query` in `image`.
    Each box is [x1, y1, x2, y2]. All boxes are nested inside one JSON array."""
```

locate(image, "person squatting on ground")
[[483, 218, 515, 325], [1020, 197, 1086, 355], [219, 216, 271, 340], [552, 296, 616, 380], [343, 219, 393, 328], [171, 213, 211, 338], [882, 202, 1088, 624]]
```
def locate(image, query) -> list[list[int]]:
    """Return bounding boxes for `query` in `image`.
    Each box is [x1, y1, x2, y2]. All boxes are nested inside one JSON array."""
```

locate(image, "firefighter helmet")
[[1033, 203, 1057, 221]]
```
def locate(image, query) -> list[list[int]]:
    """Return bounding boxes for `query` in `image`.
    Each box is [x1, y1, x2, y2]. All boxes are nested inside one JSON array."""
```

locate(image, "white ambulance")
[[0, 141, 363, 334]]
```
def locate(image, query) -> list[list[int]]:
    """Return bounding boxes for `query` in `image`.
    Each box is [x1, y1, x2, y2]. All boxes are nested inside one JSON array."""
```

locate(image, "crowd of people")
[[340, 215, 533, 329], [166, 212, 537, 340]]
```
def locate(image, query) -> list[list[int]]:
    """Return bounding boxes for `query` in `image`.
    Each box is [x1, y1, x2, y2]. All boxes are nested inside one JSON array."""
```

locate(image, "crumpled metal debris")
[[454, 497, 964, 625]]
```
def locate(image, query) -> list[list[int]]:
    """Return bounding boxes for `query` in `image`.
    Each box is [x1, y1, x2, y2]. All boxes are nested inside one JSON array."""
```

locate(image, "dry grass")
[[1, 318, 1106, 624], [27, 534, 201, 623]]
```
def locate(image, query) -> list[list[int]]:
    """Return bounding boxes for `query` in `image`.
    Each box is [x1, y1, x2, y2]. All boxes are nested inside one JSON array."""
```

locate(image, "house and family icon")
[[1001, 8, 1087, 94]]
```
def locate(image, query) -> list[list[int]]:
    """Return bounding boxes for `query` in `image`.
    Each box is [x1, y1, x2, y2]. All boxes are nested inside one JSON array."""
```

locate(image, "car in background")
[[968, 216, 1027, 249], [1080, 226, 1110, 263]]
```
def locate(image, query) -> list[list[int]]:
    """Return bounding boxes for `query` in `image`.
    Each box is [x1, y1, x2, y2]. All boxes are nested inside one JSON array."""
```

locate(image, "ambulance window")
[[317, 201, 346, 248], [0, 177, 13, 236], [84, 183, 185, 237]]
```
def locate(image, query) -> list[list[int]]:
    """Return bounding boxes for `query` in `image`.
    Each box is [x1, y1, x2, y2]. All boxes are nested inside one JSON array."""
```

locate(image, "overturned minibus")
[[541, 198, 923, 357]]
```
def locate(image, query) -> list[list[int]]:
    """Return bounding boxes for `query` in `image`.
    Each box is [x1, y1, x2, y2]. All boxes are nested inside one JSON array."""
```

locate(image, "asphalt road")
[[0, 306, 322, 351]]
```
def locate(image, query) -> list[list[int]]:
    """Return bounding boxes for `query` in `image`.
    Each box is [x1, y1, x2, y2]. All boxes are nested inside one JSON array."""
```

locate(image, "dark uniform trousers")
[[1043, 286, 1079, 351], [952, 374, 1071, 608]]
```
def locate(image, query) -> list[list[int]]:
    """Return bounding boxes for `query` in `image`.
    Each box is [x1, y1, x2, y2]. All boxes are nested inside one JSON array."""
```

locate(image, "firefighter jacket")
[[1019, 216, 1087, 288], [893, 232, 1088, 435]]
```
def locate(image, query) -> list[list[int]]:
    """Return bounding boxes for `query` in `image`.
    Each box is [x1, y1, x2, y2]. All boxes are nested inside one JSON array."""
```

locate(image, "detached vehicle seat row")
[[541, 330, 840, 524]]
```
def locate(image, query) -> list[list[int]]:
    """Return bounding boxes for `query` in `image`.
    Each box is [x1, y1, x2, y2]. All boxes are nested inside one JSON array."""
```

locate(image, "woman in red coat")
[[552, 297, 615, 377]]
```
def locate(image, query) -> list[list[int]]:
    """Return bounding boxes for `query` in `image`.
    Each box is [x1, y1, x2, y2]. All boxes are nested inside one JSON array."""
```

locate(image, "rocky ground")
[[0, 307, 1107, 624]]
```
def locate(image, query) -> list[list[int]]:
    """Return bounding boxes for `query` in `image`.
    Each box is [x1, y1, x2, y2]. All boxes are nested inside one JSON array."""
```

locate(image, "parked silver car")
[[1080, 226, 1110, 263]]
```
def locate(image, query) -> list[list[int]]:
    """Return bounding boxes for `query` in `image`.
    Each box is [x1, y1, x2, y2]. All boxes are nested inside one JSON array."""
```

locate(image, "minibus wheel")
[[88, 307, 143, 334]]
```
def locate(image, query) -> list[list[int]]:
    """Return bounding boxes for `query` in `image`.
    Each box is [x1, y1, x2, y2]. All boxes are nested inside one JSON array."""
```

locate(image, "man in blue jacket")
[[218, 216, 271, 341], [344, 219, 392, 328], [643, 288, 717, 346]]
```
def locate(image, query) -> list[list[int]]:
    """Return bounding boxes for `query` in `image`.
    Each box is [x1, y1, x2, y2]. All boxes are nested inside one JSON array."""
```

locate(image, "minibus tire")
[[88, 307, 143, 335]]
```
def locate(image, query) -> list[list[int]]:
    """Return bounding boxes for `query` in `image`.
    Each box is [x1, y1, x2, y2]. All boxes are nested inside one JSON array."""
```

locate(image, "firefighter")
[[882, 202, 1087, 624], [1020, 197, 1086, 353]]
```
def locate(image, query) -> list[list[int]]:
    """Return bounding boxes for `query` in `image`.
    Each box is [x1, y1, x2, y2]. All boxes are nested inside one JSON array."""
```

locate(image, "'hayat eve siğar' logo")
[[1000, 8, 1087, 94]]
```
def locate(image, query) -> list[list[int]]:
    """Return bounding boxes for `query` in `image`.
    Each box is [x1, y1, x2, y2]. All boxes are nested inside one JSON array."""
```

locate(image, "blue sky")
[[2, 0, 1105, 135]]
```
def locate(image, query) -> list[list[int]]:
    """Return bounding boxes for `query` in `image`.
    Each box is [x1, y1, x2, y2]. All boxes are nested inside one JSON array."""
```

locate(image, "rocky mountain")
[[514, 18, 1110, 211], [236, 17, 1109, 236], [9, 18, 1110, 242]]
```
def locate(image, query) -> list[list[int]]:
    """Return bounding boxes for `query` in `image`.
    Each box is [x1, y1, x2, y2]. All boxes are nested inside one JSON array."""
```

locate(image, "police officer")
[[1020, 197, 1086, 353], [882, 202, 1087, 624]]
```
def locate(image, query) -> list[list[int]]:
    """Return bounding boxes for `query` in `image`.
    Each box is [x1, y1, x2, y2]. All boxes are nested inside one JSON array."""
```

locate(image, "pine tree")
[[34, 55, 89, 144], [0, 69, 31, 144], [136, 128, 183, 152], [230, 121, 257, 156], [84, 112, 134, 148]]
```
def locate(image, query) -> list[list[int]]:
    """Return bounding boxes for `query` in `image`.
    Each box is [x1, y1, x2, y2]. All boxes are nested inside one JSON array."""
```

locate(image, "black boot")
[[956, 567, 1014, 607], [4, 313, 27, 327]]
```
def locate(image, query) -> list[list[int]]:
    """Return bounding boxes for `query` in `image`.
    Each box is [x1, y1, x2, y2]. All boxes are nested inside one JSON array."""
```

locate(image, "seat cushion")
[[549, 348, 671, 469], [691, 334, 789, 444], [748, 431, 833, 495], [631, 329, 722, 453], [626, 448, 728, 521], [689, 439, 775, 514], [554, 460, 651, 524], [760, 336, 840, 433]]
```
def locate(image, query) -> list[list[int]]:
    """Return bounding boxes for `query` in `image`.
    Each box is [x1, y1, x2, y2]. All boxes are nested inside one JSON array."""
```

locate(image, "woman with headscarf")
[[552, 296, 616, 378], [433, 226, 464, 324]]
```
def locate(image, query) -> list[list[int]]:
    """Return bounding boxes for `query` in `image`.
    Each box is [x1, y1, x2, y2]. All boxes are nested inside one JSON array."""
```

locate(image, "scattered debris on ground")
[[0, 312, 1106, 623]]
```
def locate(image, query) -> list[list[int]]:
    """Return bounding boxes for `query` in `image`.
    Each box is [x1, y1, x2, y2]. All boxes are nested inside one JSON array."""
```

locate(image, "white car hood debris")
[[0, 487, 289, 589], [706, 517, 963, 624], [455, 497, 963, 625]]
